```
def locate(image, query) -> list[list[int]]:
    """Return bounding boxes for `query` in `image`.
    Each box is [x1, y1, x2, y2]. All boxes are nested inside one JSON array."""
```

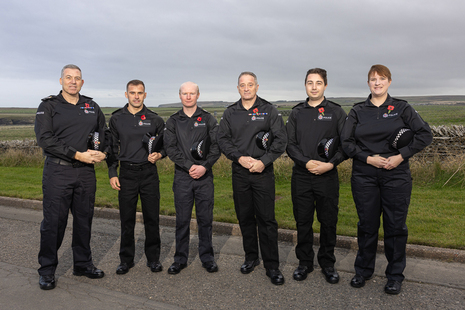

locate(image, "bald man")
[[164, 82, 221, 274]]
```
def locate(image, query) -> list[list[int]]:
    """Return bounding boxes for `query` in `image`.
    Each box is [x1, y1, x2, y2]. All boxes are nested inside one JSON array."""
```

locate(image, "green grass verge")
[[1, 157, 464, 250]]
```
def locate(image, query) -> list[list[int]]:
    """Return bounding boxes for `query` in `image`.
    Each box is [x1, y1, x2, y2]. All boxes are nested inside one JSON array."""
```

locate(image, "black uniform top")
[[286, 97, 347, 169], [35, 91, 109, 162], [341, 94, 433, 163], [107, 104, 165, 178], [217, 96, 287, 166], [164, 106, 220, 172]]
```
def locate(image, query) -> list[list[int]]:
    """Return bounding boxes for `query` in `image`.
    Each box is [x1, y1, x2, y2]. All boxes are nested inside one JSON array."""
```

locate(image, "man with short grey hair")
[[35, 64, 109, 290]]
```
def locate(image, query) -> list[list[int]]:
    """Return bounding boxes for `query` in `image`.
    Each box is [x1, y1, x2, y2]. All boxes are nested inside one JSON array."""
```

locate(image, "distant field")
[[0, 125, 35, 140]]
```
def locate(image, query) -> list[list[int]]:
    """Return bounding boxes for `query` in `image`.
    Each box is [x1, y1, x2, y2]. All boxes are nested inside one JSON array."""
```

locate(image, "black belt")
[[120, 161, 153, 171], [46, 157, 92, 168]]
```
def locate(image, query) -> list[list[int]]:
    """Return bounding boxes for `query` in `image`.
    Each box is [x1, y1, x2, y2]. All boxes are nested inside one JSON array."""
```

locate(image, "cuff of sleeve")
[[354, 152, 369, 163], [67, 147, 77, 160], [109, 168, 118, 179], [399, 148, 409, 159], [202, 163, 212, 171], [184, 160, 194, 172], [232, 152, 242, 163], [260, 155, 272, 167]]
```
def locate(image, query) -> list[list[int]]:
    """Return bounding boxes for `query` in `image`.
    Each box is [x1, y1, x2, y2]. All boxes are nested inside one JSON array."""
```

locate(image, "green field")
[[1, 100, 464, 141]]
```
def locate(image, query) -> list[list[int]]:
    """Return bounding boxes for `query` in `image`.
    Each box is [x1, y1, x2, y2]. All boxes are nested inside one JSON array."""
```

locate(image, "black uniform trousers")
[[173, 167, 215, 264], [118, 162, 161, 264], [38, 160, 96, 275], [291, 167, 339, 269], [351, 159, 411, 282], [232, 163, 279, 270]]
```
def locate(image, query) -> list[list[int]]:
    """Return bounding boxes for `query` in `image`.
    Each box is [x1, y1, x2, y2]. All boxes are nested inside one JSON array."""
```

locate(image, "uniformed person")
[[164, 81, 220, 274], [35, 64, 108, 290], [107, 80, 165, 275], [286, 68, 347, 284], [341, 64, 432, 294], [217, 72, 287, 285]]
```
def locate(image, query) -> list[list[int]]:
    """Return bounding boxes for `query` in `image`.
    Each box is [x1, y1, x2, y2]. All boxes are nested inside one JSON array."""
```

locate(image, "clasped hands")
[[239, 156, 265, 173], [306, 160, 334, 175], [367, 154, 403, 170], [74, 149, 106, 164]]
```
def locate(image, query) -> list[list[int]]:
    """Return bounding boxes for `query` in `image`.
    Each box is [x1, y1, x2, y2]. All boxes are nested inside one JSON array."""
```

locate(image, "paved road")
[[1, 202, 464, 309]]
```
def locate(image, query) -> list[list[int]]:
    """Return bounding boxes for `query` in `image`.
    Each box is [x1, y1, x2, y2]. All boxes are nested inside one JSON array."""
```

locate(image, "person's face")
[[60, 68, 84, 96], [125, 84, 146, 110], [179, 83, 199, 108], [237, 75, 259, 101], [368, 72, 391, 98], [305, 73, 327, 102]]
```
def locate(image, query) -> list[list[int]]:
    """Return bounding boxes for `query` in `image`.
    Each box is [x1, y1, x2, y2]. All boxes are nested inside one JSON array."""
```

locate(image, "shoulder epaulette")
[[391, 97, 408, 104], [292, 102, 305, 109], [226, 102, 237, 109], [325, 100, 341, 107], [169, 110, 180, 117], [201, 108, 211, 114], [146, 108, 158, 115], [80, 95, 93, 100], [41, 95, 56, 101], [353, 101, 364, 107], [111, 108, 123, 115], [258, 97, 273, 106]]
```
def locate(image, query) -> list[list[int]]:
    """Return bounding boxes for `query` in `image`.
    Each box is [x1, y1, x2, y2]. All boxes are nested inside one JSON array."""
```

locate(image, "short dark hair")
[[238, 71, 258, 85], [368, 64, 391, 82], [305, 68, 327, 85], [126, 79, 145, 92], [61, 64, 81, 78]]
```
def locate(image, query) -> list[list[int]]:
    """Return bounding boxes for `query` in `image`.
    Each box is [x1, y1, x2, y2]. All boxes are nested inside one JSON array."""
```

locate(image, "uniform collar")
[[237, 96, 262, 111], [123, 103, 147, 115], [305, 96, 327, 108], [57, 91, 88, 105], [179, 106, 202, 118], [366, 94, 392, 107]]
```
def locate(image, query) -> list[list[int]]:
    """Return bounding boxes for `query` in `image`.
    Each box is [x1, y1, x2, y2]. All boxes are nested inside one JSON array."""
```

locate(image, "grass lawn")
[[1, 162, 463, 250]]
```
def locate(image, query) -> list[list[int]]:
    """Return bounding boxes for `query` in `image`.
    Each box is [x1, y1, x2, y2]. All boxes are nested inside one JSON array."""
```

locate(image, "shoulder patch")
[[41, 95, 56, 101]]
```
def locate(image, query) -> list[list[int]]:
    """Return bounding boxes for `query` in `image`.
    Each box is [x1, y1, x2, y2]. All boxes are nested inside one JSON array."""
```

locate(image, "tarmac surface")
[[0, 196, 464, 309]]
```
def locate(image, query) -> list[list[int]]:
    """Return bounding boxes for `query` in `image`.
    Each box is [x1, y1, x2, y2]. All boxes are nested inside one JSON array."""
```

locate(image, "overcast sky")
[[1, 0, 464, 107]]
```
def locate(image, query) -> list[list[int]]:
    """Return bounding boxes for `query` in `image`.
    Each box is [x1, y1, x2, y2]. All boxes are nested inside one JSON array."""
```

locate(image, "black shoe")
[[350, 274, 366, 288], [116, 262, 134, 275], [147, 261, 163, 272], [385, 280, 402, 295], [293, 265, 313, 281], [73, 265, 105, 279], [240, 259, 260, 274], [266, 269, 285, 285], [321, 267, 340, 284], [39, 274, 56, 290], [167, 262, 187, 274], [202, 261, 218, 273]]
